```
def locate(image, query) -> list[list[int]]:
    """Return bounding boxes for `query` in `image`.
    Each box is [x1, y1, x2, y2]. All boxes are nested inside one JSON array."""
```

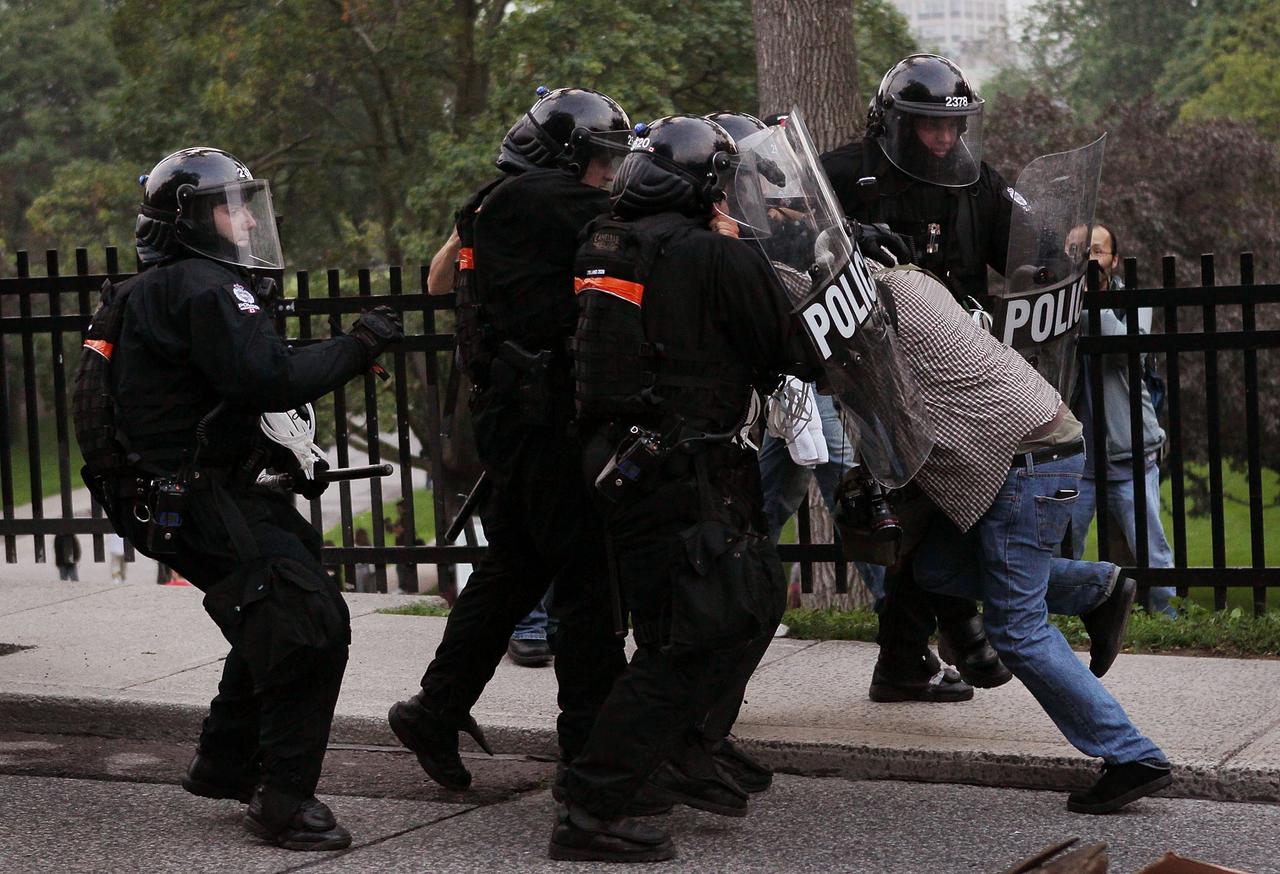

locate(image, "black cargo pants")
[[417, 389, 626, 761], [564, 444, 786, 818], [115, 476, 349, 831]]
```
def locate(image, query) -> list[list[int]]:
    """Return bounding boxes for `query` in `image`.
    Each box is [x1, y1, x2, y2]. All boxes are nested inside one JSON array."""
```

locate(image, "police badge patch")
[[231, 283, 260, 314]]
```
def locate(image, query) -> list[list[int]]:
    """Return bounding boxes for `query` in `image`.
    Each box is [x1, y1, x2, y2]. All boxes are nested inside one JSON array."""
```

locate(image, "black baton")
[[443, 472, 490, 545]]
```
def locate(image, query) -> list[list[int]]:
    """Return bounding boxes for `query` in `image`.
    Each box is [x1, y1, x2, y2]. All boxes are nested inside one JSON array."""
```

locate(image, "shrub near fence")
[[2, 249, 1278, 612]]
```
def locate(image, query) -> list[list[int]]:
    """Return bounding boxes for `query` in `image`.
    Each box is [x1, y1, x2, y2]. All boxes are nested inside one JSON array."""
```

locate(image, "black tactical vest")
[[572, 214, 754, 432], [453, 176, 506, 385], [73, 280, 136, 500], [858, 142, 987, 302]]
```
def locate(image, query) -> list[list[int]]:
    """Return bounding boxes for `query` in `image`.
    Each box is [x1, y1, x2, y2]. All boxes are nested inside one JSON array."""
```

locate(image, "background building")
[[889, 0, 1014, 87]]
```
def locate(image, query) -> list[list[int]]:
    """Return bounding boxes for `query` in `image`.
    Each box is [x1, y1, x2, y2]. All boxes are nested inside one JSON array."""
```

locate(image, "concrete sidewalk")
[[1, 575, 1277, 803]]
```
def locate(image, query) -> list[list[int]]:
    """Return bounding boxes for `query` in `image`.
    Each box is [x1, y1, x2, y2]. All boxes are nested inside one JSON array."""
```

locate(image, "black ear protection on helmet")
[[705, 149, 733, 206]]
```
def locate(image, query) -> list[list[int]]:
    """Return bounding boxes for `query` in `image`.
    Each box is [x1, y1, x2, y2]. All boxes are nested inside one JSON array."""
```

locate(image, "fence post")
[[1240, 253, 1267, 615]]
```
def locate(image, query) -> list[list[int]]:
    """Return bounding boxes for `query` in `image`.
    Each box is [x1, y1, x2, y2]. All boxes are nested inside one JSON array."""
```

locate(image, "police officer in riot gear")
[[87, 147, 403, 850], [552, 115, 815, 863], [823, 53, 1013, 305], [389, 88, 636, 793], [821, 54, 1016, 698]]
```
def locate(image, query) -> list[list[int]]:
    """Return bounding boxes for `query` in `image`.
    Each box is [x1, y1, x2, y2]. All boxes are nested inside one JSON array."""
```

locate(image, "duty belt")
[[1010, 439, 1085, 469]]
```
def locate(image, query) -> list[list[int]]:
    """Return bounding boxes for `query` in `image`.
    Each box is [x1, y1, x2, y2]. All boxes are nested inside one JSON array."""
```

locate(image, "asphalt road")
[[0, 731, 1275, 874]]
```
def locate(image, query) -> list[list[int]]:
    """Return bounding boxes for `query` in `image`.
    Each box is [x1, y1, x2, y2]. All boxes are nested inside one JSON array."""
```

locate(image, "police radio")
[[145, 477, 187, 555], [594, 426, 665, 503]]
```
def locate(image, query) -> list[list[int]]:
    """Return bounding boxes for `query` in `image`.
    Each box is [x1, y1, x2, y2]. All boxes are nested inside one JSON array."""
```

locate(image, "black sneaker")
[[1067, 761, 1173, 814], [1082, 573, 1137, 678], [388, 696, 492, 790], [937, 615, 1013, 689], [648, 759, 748, 818], [869, 651, 974, 703], [508, 637, 553, 667], [244, 793, 352, 851], [548, 803, 675, 863], [711, 737, 773, 794], [180, 752, 258, 804]]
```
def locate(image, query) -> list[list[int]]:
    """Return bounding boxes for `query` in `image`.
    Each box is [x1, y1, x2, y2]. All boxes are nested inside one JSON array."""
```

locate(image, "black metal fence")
[[2, 249, 1278, 612]]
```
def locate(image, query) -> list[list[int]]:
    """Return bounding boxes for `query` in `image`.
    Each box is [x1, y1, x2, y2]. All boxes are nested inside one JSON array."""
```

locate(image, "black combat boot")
[[388, 693, 493, 791], [937, 614, 1014, 689], [869, 648, 974, 702], [244, 791, 352, 851], [710, 736, 773, 794], [548, 803, 675, 863], [648, 740, 749, 818], [552, 764, 674, 817], [180, 751, 259, 804]]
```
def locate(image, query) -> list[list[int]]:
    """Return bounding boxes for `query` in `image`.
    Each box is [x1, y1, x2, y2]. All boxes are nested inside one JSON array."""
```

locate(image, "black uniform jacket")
[[638, 226, 819, 431], [111, 255, 365, 468], [821, 138, 1015, 303], [472, 167, 610, 355]]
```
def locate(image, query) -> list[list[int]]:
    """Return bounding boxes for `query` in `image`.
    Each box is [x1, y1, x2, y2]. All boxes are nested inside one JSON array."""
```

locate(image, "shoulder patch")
[[229, 283, 260, 314]]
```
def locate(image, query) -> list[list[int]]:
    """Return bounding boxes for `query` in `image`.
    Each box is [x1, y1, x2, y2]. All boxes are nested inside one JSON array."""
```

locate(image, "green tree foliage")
[[0, 0, 122, 261], [1, 0, 919, 265], [990, 0, 1199, 117], [852, 0, 917, 106], [25, 159, 137, 256], [1169, 1, 1280, 142]]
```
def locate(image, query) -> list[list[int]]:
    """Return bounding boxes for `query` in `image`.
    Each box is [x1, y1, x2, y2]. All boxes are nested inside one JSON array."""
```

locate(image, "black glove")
[[853, 221, 914, 267], [294, 458, 330, 501], [349, 306, 404, 365]]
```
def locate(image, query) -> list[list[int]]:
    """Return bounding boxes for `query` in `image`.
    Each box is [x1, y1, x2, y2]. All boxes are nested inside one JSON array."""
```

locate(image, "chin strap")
[[259, 403, 325, 479]]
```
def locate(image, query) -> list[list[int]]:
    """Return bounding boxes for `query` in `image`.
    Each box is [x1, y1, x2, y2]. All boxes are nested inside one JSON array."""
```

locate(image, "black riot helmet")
[[866, 54, 984, 188], [135, 147, 284, 269], [705, 110, 789, 191], [496, 86, 632, 181], [611, 115, 736, 219], [705, 110, 767, 143]]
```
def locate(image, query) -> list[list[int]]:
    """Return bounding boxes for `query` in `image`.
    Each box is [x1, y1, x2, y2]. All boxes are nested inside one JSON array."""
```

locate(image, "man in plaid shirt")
[[874, 262, 1173, 815]]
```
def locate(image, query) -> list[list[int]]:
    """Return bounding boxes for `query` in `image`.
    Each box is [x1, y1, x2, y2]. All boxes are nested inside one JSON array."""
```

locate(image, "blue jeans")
[[758, 393, 886, 603], [1070, 456, 1177, 617], [512, 585, 555, 641], [914, 453, 1167, 766]]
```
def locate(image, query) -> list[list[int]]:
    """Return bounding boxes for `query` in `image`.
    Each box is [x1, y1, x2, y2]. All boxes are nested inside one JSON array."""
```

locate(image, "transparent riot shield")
[[729, 109, 935, 488], [995, 134, 1107, 400]]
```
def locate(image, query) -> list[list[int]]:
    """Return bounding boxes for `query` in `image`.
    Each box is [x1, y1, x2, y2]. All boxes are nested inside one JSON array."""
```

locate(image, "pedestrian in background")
[[54, 533, 81, 581], [1067, 222, 1177, 617], [108, 533, 126, 583]]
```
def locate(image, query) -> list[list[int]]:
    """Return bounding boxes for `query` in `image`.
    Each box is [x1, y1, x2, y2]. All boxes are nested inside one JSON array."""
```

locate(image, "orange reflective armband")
[[574, 276, 644, 306]]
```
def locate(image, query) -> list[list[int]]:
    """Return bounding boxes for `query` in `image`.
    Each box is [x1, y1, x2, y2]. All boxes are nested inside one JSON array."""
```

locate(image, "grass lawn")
[[323, 486, 436, 546], [6, 423, 84, 508], [1079, 464, 1280, 611]]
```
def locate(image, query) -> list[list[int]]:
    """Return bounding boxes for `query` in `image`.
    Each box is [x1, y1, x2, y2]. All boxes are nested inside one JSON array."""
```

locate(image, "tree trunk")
[[751, 0, 860, 152], [797, 479, 873, 611], [755, 2, 862, 610]]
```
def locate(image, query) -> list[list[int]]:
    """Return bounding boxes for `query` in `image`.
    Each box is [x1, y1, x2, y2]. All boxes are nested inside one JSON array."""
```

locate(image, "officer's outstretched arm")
[[190, 282, 371, 412]]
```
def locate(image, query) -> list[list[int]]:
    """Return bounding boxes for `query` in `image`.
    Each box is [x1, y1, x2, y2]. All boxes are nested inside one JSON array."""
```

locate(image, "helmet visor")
[[586, 128, 635, 178], [717, 149, 776, 239], [880, 100, 983, 187], [723, 125, 828, 261], [180, 179, 284, 269]]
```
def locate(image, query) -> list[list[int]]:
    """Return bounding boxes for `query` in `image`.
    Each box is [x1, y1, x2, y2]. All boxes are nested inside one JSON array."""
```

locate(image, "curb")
[[2, 692, 1274, 805]]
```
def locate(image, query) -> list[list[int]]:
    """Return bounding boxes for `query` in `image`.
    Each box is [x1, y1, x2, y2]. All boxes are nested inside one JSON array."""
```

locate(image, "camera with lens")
[[835, 471, 902, 544], [146, 477, 187, 555], [594, 426, 665, 503]]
